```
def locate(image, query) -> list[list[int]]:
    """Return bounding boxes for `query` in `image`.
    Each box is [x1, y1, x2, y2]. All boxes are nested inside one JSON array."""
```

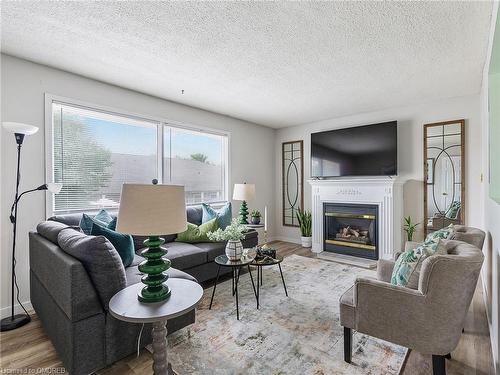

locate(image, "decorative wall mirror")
[[282, 140, 304, 226], [423, 119, 465, 234]]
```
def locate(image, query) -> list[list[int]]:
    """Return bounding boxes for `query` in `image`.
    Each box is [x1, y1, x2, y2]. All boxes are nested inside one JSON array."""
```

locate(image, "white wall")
[[0, 54, 276, 316], [480, 3, 500, 372], [274, 95, 483, 244]]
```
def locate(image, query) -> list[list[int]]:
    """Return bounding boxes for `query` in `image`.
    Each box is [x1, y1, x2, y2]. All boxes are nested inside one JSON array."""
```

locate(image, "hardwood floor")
[[0, 241, 494, 375]]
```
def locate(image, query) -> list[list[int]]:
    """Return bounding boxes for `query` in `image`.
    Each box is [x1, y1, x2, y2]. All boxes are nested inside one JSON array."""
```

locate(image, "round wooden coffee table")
[[109, 279, 203, 375]]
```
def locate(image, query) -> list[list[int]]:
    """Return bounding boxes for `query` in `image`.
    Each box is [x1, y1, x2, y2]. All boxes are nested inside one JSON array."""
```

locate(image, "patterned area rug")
[[168, 255, 406, 374]]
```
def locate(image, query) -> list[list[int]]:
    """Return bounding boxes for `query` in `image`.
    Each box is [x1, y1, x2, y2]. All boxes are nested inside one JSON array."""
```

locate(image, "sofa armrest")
[[354, 277, 427, 344], [29, 232, 103, 321], [376, 259, 395, 282], [242, 230, 258, 248]]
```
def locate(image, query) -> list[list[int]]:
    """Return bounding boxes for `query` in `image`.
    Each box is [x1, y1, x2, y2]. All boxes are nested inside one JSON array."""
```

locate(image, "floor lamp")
[[1, 122, 62, 331]]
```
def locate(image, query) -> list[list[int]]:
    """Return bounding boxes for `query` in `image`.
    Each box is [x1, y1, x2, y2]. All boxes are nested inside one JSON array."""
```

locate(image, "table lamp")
[[232, 183, 255, 224], [117, 183, 187, 303]]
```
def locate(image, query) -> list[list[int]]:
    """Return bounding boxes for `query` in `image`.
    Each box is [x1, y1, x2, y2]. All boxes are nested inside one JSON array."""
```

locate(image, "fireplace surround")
[[309, 177, 403, 260]]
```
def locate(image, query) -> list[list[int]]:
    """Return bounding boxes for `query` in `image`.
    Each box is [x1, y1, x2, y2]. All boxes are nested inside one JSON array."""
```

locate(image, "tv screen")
[[311, 121, 397, 178]]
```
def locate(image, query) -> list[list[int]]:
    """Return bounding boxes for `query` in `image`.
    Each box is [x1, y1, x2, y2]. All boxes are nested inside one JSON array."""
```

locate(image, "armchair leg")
[[344, 327, 352, 363], [432, 355, 446, 375]]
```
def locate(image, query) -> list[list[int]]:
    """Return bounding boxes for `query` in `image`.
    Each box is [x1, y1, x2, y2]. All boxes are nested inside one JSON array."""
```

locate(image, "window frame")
[[44, 93, 230, 217]]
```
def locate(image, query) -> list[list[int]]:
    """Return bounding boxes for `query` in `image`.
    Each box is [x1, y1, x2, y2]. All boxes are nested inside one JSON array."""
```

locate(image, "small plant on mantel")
[[403, 216, 420, 241], [296, 208, 312, 248]]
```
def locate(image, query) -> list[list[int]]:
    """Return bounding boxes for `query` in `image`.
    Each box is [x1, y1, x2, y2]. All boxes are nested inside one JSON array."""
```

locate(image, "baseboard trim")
[[480, 273, 498, 374], [1, 300, 33, 319], [317, 252, 377, 269], [271, 236, 302, 245]]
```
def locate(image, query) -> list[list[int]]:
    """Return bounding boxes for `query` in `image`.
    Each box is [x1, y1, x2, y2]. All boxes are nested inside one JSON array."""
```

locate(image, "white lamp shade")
[[116, 184, 187, 236], [2, 122, 39, 135], [47, 183, 63, 194], [232, 183, 255, 201]]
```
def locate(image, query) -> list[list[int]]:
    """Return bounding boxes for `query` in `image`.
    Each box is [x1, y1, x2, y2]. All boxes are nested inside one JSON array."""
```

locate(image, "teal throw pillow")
[[79, 209, 114, 234], [90, 223, 135, 267], [202, 202, 232, 229]]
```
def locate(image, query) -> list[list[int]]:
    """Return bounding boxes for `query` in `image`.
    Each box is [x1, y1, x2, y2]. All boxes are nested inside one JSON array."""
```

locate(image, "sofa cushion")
[[57, 228, 126, 310], [193, 242, 226, 262], [202, 202, 232, 229], [91, 223, 135, 267], [49, 213, 85, 226], [175, 218, 218, 243], [37, 221, 78, 244], [125, 260, 198, 285], [164, 242, 207, 270], [132, 234, 177, 252]]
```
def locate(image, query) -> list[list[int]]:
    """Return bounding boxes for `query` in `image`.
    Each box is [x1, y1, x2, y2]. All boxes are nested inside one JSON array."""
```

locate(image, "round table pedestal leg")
[[152, 320, 171, 375]]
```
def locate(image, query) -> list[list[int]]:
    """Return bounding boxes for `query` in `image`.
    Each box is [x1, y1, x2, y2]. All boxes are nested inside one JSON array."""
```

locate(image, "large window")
[[49, 99, 228, 214]]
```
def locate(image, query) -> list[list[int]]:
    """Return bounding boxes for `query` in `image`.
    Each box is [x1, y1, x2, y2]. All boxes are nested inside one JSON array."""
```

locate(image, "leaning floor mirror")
[[423, 119, 465, 235]]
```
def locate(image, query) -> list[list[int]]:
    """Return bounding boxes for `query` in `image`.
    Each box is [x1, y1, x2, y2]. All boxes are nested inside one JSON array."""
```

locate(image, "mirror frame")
[[282, 140, 304, 227], [423, 119, 465, 234]]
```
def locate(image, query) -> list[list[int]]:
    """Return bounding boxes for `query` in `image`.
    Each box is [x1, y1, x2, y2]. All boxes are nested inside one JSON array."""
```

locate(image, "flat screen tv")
[[311, 121, 397, 178]]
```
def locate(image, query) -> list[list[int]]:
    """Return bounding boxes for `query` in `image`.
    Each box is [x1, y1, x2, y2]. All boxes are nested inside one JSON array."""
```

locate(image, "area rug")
[[167, 255, 406, 374]]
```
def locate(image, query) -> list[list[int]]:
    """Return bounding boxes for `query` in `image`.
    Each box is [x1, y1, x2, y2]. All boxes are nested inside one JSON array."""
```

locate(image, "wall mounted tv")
[[311, 121, 397, 178]]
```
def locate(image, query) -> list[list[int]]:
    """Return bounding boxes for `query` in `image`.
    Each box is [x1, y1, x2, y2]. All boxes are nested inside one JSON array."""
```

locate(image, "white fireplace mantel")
[[308, 177, 403, 260]]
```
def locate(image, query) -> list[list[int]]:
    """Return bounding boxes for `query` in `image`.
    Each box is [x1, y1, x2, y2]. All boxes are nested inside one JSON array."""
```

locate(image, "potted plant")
[[296, 208, 312, 248], [250, 209, 261, 225], [207, 219, 247, 260], [403, 216, 420, 241]]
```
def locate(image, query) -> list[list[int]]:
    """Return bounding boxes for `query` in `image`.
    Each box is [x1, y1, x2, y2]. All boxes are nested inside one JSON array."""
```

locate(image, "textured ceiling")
[[1, 2, 493, 128]]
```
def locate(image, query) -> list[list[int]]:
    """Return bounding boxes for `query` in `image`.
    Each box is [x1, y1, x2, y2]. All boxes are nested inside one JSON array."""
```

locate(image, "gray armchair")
[[339, 226, 485, 375]]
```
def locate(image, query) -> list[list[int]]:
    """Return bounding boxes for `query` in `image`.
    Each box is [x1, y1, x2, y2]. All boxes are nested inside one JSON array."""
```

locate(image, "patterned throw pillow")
[[445, 201, 461, 219], [391, 225, 454, 288], [202, 202, 232, 229]]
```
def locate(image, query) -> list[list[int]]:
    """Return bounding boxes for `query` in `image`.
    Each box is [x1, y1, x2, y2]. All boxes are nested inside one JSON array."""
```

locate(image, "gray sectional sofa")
[[29, 205, 258, 375]]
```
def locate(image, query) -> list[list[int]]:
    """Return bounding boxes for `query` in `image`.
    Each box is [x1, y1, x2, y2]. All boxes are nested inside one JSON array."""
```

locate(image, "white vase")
[[225, 240, 243, 260], [301, 236, 312, 248]]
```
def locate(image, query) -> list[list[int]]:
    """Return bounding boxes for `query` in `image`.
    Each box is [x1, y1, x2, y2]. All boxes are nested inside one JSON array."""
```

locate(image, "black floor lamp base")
[[0, 313, 31, 331]]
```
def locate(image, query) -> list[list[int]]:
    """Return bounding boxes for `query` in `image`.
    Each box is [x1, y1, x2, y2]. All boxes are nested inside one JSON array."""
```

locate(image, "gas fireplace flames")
[[336, 226, 371, 244]]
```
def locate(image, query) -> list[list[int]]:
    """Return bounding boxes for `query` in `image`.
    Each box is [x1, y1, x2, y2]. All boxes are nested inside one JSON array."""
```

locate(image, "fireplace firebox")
[[323, 203, 379, 260]]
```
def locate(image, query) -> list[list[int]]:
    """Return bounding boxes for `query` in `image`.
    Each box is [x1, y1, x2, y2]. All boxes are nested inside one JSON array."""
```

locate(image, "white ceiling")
[[1, 2, 493, 128]]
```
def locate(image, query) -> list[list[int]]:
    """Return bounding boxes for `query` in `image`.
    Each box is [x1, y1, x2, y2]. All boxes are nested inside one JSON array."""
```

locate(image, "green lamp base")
[[137, 236, 171, 303], [239, 200, 249, 224]]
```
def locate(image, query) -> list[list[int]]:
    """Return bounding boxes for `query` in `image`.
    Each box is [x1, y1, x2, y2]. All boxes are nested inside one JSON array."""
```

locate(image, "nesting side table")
[[109, 279, 203, 375]]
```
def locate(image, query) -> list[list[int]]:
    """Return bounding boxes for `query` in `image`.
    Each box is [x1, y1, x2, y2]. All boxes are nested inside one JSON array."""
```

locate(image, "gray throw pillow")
[[57, 228, 126, 310], [37, 221, 79, 244]]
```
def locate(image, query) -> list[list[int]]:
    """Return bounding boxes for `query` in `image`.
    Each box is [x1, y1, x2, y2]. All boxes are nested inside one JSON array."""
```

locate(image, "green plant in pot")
[[250, 209, 261, 225], [296, 208, 312, 248], [208, 219, 247, 261], [403, 216, 420, 241]]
